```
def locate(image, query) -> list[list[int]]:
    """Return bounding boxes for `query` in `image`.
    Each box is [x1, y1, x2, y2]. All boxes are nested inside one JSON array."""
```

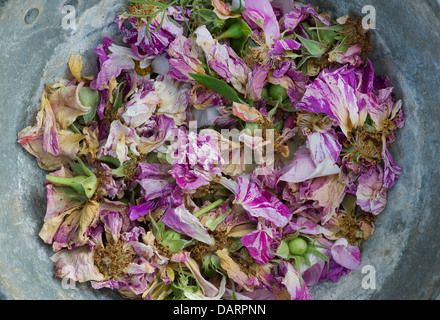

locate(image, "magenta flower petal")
[[235, 175, 293, 228], [244, 0, 280, 46], [241, 227, 279, 265]]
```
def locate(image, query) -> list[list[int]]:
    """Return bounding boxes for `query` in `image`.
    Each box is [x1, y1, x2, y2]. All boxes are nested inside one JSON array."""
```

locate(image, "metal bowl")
[[1, 0, 439, 300]]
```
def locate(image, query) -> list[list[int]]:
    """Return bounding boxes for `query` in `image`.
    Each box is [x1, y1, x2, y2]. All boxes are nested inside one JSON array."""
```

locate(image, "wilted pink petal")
[[162, 206, 214, 245], [356, 164, 388, 215], [331, 238, 361, 270], [280, 261, 311, 300], [279, 145, 341, 184], [244, 0, 280, 46]]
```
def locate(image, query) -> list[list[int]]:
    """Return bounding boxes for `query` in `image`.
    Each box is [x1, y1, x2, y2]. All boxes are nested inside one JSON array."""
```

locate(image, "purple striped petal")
[[331, 238, 361, 270], [306, 130, 342, 165], [241, 228, 279, 265], [162, 206, 214, 245], [244, 0, 280, 46], [128, 201, 157, 221], [382, 142, 403, 189], [280, 261, 311, 300], [268, 39, 301, 57], [356, 164, 388, 215], [279, 145, 341, 184], [235, 175, 293, 228]]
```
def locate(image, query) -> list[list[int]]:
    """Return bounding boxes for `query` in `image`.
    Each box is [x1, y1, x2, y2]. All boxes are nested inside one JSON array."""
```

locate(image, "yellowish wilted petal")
[[69, 53, 83, 83]]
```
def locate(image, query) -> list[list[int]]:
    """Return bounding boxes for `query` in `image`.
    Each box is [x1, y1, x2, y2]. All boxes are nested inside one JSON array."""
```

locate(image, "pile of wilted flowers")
[[18, 0, 404, 300]]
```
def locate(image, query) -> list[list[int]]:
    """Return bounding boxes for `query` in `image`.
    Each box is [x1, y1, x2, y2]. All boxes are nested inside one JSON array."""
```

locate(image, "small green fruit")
[[269, 85, 288, 101], [289, 238, 308, 256]]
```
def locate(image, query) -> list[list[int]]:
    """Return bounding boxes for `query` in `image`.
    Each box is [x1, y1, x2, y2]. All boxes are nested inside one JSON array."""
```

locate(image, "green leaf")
[[97, 155, 121, 168], [305, 247, 330, 264], [162, 238, 195, 253], [341, 194, 357, 216], [275, 240, 290, 259], [301, 22, 319, 41], [231, 279, 237, 300], [113, 82, 126, 111], [314, 18, 337, 46], [206, 208, 231, 231], [52, 186, 88, 201], [197, 9, 217, 22], [46, 174, 97, 199], [296, 35, 327, 58], [296, 55, 314, 70], [228, 237, 244, 252], [189, 73, 243, 103], [217, 19, 252, 40], [79, 86, 99, 123], [69, 156, 94, 177], [150, 215, 165, 240]]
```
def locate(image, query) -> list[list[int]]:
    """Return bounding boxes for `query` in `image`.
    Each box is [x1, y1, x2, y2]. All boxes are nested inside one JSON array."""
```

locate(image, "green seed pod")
[[288, 237, 308, 256], [269, 84, 288, 101], [261, 86, 269, 98]]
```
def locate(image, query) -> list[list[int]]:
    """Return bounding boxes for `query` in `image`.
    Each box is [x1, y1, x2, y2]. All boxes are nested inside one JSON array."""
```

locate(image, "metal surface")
[[0, 0, 439, 300]]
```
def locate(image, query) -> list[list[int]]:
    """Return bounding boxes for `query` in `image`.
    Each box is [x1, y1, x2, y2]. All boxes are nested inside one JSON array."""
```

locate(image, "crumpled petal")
[[90, 39, 136, 91], [268, 39, 301, 58], [168, 35, 206, 82], [51, 245, 105, 282], [279, 145, 341, 184], [329, 44, 363, 67], [18, 129, 84, 171], [306, 130, 342, 165], [297, 65, 368, 137], [122, 80, 160, 128], [241, 227, 279, 265], [169, 128, 224, 192], [222, 174, 293, 228], [162, 206, 214, 245], [246, 62, 271, 101], [279, 261, 311, 300], [381, 140, 402, 189], [135, 163, 179, 204], [216, 248, 253, 291], [356, 164, 388, 215], [300, 174, 347, 224], [137, 114, 176, 154], [99, 120, 140, 165], [331, 238, 361, 270], [48, 82, 91, 130], [154, 75, 190, 126], [232, 102, 263, 123], [187, 83, 224, 111], [195, 25, 251, 94], [244, 0, 280, 47]]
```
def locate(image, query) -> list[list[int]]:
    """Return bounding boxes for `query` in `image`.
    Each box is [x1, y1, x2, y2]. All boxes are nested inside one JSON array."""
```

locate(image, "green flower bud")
[[261, 87, 269, 98], [288, 237, 308, 256], [269, 84, 288, 101]]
